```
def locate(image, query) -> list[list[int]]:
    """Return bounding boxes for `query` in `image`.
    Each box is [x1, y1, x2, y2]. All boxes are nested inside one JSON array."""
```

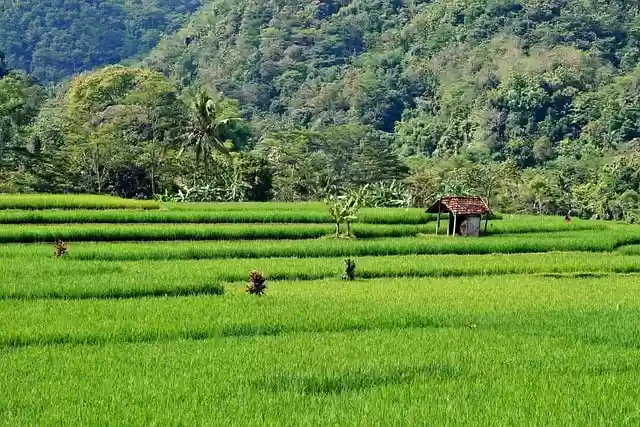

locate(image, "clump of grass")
[[343, 258, 356, 280], [465, 321, 477, 330], [53, 240, 68, 258], [246, 271, 267, 295]]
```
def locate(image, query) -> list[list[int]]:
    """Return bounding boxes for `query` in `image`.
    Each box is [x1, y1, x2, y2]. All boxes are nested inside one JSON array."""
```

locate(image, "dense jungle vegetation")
[[2, 0, 640, 220], [0, 0, 201, 81]]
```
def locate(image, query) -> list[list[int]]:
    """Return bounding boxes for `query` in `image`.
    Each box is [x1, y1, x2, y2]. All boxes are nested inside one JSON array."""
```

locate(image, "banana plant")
[[325, 191, 364, 237], [325, 195, 344, 236]]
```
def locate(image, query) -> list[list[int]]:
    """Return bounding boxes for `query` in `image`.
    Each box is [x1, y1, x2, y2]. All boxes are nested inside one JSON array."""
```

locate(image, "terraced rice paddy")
[[1, 195, 639, 425]]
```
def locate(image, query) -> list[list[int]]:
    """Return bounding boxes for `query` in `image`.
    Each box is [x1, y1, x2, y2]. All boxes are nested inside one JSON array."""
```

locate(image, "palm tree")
[[179, 90, 240, 170]]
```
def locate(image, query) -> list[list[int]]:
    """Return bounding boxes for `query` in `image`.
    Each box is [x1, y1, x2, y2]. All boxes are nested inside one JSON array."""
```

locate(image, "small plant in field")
[[465, 321, 477, 330], [343, 258, 356, 280], [565, 211, 572, 224], [53, 239, 68, 258], [324, 191, 363, 237], [246, 270, 267, 295]]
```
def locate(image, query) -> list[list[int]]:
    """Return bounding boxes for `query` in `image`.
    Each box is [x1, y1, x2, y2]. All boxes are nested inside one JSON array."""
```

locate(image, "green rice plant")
[[0, 211, 602, 232], [0, 209, 331, 224], [359, 208, 433, 224], [0, 207, 612, 229], [0, 194, 159, 210], [0, 223, 434, 243], [1, 274, 639, 348], [162, 201, 327, 211], [2, 325, 640, 425], [3, 252, 640, 300], [483, 215, 609, 234], [0, 208, 434, 225], [165, 202, 446, 224], [616, 245, 640, 255], [12, 228, 637, 261], [2, 267, 640, 425], [2, 199, 639, 426], [0, 258, 225, 299]]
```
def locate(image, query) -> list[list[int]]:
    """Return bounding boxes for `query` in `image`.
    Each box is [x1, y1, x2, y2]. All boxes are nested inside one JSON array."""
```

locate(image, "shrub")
[[343, 258, 356, 280], [246, 271, 267, 295], [53, 239, 68, 257]]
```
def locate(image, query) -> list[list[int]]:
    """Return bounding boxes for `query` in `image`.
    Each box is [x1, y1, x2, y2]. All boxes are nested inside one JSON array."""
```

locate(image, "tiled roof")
[[426, 196, 490, 215]]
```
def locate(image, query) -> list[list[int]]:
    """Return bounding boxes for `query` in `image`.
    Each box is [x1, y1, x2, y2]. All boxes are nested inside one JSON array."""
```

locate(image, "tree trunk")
[[95, 147, 102, 194], [150, 134, 156, 197], [151, 163, 155, 196]]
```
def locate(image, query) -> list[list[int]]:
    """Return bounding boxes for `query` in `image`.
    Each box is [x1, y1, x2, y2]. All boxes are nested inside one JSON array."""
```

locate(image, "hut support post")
[[436, 205, 441, 235], [453, 213, 457, 237]]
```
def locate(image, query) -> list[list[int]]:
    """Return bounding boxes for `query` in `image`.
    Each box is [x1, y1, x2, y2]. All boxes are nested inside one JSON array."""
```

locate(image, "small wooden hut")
[[426, 196, 491, 237]]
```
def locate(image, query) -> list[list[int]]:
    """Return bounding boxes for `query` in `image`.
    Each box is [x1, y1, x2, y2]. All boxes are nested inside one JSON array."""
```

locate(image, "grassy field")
[[0, 195, 638, 425], [0, 206, 434, 224], [0, 222, 439, 243]]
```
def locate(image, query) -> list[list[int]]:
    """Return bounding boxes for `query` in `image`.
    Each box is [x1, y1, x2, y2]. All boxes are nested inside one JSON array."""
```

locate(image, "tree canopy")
[[0, 0, 201, 81]]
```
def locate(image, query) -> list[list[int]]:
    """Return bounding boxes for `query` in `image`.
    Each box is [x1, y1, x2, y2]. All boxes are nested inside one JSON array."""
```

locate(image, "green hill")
[[145, 0, 640, 139], [0, 0, 201, 82]]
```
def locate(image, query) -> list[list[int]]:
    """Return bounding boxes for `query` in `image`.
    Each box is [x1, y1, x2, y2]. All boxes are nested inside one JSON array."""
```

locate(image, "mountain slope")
[[145, 0, 420, 129], [145, 0, 640, 151], [0, 0, 201, 82]]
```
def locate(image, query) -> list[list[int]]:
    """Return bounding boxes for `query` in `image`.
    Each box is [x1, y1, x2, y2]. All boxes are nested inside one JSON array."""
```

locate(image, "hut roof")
[[426, 196, 490, 215]]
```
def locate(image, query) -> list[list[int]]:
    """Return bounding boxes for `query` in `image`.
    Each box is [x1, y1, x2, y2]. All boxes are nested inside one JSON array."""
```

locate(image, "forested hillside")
[[0, 0, 201, 81], [147, 0, 640, 138], [2, 0, 640, 221]]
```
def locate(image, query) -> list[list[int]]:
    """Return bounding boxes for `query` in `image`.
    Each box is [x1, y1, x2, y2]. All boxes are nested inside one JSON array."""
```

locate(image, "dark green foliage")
[[343, 259, 356, 281], [359, 181, 410, 208], [0, 0, 201, 81], [0, 69, 46, 189], [246, 271, 267, 296], [179, 90, 242, 167], [0, 52, 7, 79], [144, 0, 640, 214], [107, 166, 154, 199], [2, 0, 640, 216]]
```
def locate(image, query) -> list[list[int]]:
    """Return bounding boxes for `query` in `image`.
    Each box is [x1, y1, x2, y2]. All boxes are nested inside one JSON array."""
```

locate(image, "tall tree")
[[179, 90, 243, 171], [57, 65, 182, 195], [0, 71, 45, 182]]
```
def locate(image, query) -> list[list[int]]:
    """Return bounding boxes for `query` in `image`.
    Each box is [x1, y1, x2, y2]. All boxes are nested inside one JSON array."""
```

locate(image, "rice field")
[[0, 206, 435, 224], [0, 194, 159, 210], [1, 194, 639, 425]]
